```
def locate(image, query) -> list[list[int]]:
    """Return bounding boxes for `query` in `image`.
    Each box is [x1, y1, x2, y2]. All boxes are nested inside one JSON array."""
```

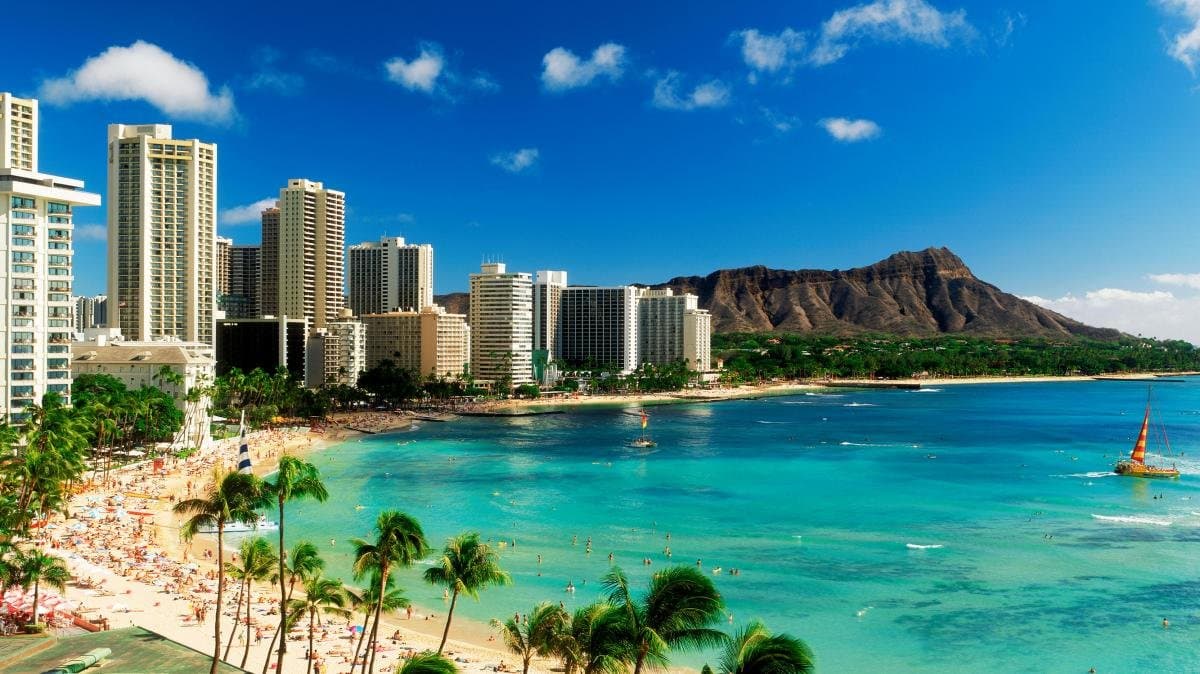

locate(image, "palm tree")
[[264, 456, 328, 674], [603, 566, 725, 674], [398, 652, 459, 674], [262, 541, 325, 674], [174, 469, 265, 674], [230, 537, 278, 668], [424, 532, 511, 653], [286, 575, 350, 674], [16, 547, 70, 628], [346, 574, 409, 674], [552, 601, 626, 674], [9, 393, 88, 533], [490, 602, 566, 674], [351, 511, 428, 674], [714, 620, 814, 674]]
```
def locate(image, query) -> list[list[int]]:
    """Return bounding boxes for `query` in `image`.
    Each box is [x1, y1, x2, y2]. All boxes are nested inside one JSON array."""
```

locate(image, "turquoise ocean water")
[[277, 381, 1200, 673]]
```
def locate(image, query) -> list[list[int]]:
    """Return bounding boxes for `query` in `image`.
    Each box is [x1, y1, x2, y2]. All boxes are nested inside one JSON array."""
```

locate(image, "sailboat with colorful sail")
[[628, 409, 657, 448], [1114, 388, 1179, 479]]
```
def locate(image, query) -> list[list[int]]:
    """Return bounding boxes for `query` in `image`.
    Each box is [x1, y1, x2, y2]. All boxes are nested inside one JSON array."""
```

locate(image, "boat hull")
[[1114, 461, 1179, 479]]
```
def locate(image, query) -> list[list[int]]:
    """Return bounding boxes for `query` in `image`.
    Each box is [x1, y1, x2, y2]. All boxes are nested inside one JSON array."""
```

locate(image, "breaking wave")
[[1091, 514, 1171, 527]]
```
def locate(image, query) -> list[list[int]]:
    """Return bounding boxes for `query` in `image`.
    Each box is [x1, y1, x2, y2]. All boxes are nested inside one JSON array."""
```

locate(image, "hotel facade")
[[468, 263, 532, 385], [348, 236, 433, 316], [0, 94, 100, 418], [107, 124, 217, 346]]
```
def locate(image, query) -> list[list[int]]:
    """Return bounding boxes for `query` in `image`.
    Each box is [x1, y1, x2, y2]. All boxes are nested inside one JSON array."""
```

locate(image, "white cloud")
[[246, 47, 303, 94], [652, 73, 731, 111], [733, 28, 806, 78], [761, 107, 800, 133], [541, 43, 626, 91], [1158, 0, 1200, 71], [220, 198, 276, 225], [1022, 288, 1200, 343], [1148, 272, 1200, 289], [810, 0, 976, 66], [75, 224, 107, 241], [471, 73, 501, 93], [820, 117, 882, 141], [39, 41, 235, 123], [385, 44, 445, 92], [490, 148, 540, 173]]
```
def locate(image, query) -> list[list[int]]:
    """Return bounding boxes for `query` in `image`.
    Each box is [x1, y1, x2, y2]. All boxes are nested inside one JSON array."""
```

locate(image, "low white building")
[[71, 337, 215, 449], [307, 309, 368, 387]]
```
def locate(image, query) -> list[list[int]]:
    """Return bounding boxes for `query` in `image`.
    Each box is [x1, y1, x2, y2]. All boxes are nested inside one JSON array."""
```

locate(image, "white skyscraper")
[[107, 124, 217, 345], [348, 236, 434, 316], [468, 263, 532, 386], [533, 270, 567, 356], [261, 179, 344, 329], [1, 93, 100, 419]]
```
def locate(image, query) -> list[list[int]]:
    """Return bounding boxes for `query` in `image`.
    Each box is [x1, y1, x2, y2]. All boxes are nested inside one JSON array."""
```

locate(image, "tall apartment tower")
[[1, 93, 100, 419], [216, 236, 232, 297], [558, 286, 640, 374], [261, 179, 344, 329], [468, 262, 533, 386], [638, 288, 712, 371], [224, 244, 261, 318], [533, 270, 567, 355], [1, 93, 36, 171], [348, 236, 433, 316], [73, 294, 108, 331], [107, 124, 217, 345]]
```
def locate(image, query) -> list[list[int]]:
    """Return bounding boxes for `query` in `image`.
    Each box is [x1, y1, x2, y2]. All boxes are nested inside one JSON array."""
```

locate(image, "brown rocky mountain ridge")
[[434, 247, 1120, 339]]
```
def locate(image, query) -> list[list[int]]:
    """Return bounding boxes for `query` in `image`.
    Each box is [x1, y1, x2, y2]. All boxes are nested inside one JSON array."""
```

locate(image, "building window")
[[47, 202, 70, 214], [10, 196, 34, 209]]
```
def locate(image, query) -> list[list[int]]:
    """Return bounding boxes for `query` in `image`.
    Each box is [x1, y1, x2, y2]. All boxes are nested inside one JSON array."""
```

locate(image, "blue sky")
[[11, 1, 1200, 339]]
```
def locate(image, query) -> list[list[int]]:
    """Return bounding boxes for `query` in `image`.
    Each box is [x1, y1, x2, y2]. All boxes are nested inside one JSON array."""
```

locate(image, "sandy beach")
[[35, 417, 558, 674], [486, 371, 1199, 414]]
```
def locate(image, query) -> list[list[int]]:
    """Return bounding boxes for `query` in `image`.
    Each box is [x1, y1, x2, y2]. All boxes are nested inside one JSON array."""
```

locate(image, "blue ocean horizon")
[[282, 381, 1200, 672]]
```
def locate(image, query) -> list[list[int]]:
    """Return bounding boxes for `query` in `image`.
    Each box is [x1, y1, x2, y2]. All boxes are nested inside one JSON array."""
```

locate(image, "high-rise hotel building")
[[558, 285, 640, 374], [348, 236, 433, 316], [638, 288, 712, 371], [107, 124, 217, 345], [260, 179, 344, 329], [0, 93, 100, 418], [468, 263, 532, 386], [216, 239, 260, 319]]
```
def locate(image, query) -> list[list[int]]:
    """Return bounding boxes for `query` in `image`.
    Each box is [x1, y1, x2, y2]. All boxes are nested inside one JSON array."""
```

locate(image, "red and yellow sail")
[[1130, 405, 1150, 464], [641, 411, 649, 430]]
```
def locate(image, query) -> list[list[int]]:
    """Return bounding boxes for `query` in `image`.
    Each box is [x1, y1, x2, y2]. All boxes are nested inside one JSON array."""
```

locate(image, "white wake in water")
[[911, 388, 943, 393], [1091, 514, 1172, 527], [906, 543, 944, 550], [805, 392, 845, 397], [1057, 471, 1116, 479], [756, 420, 789, 424], [843, 402, 877, 407]]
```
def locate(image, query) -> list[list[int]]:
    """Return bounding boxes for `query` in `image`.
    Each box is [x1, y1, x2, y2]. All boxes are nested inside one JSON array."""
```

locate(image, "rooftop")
[[72, 343, 215, 366], [0, 626, 248, 673]]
